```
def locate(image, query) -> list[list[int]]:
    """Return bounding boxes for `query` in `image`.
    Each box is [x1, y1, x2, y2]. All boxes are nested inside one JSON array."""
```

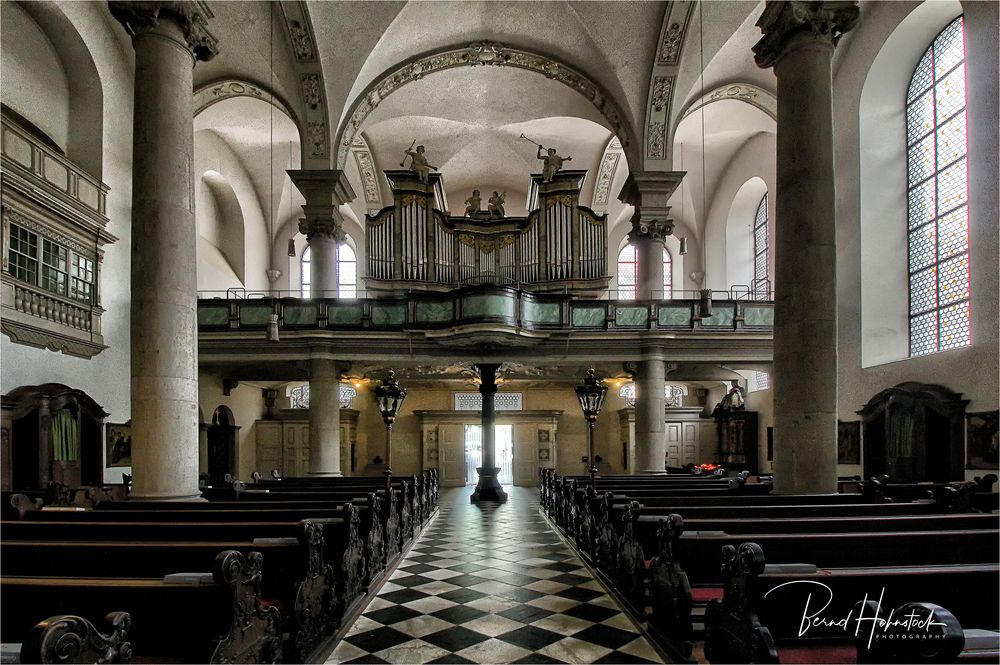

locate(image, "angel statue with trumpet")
[[520, 133, 572, 182], [400, 140, 437, 183]]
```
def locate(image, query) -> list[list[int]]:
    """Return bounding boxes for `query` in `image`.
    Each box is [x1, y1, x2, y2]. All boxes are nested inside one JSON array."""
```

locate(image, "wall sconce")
[[679, 237, 688, 255], [287, 238, 296, 257]]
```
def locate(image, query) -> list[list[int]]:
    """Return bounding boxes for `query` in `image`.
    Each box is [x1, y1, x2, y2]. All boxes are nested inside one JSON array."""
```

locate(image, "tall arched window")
[[753, 194, 769, 299], [300, 243, 357, 298], [907, 16, 970, 356], [617, 244, 672, 300]]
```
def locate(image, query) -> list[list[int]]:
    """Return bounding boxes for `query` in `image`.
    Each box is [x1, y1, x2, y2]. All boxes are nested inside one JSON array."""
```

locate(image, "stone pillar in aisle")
[[754, 1, 859, 494], [633, 356, 667, 474], [308, 356, 342, 476], [287, 170, 356, 298], [619, 172, 685, 300], [471, 363, 507, 502], [109, 1, 218, 500]]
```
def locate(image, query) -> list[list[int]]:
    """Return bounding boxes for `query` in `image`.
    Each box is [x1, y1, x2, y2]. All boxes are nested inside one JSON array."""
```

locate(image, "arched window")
[[753, 194, 769, 299], [300, 246, 311, 297], [617, 244, 672, 300], [617, 244, 638, 300], [300, 243, 357, 298], [907, 16, 970, 356]]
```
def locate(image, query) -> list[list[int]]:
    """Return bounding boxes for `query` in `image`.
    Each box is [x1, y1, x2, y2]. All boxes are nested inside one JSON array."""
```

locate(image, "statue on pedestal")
[[464, 190, 482, 217], [537, 145, 572, 182], [488, 191, 506, 217], [400, 140, 437, 183]]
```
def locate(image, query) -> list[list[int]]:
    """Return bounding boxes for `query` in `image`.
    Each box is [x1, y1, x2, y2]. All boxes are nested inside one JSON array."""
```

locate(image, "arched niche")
[[725, 177, 768, 289], [1, 383, 109, 490], [202, 171, 247, 283], [207, 404, 240, 486]]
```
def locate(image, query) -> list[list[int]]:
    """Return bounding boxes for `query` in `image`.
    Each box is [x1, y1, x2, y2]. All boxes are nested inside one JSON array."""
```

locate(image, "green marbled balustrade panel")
[[328, 303, 364, 326], [239, 304, 272, 326], [198, 305, 229, 326], [522, 300, 562, 325], [742, 304, 775, 327], [371, 303, 407, 327], [283, 304, 318, 326], [571, 305, 606, 328], [415, 301, 455, 324], [614, 305, 649, 327], [700, 305, 736, 328], [461, 293, 515, 320], [657, 305, 692, 327]]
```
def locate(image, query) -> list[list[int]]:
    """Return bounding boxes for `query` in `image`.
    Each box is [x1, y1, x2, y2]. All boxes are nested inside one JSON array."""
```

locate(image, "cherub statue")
[[722, 380, 746, 410], [401, 140, 437, 183], [537, 145, 572, 182], [464, 190, 482, 217], [488, 191, 506, 217]]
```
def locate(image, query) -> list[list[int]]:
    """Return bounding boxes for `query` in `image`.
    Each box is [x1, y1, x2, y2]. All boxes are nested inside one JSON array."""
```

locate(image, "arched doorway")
[[207, 405, 240, 486]]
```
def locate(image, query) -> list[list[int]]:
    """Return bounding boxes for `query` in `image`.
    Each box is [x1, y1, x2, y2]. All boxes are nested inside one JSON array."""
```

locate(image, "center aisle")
[[326, 486, 665, 664]]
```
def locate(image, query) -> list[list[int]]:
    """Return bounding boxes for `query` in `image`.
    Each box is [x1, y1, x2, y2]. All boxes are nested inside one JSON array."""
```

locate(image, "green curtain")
[[51, 409, 79, 462]]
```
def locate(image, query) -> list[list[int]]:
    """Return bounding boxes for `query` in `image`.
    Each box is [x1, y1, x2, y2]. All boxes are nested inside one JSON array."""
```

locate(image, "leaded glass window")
[[300, 246, 311, 297], [907, 16, 970, 356], [753, 194, 769, 299], [288, 383, 356, 409], [71, 255, 95, 304], [662, 248, 672, 299], [41, 239, 67, 295], [8, 223, 38, 284], [617, 244, 637, 300]]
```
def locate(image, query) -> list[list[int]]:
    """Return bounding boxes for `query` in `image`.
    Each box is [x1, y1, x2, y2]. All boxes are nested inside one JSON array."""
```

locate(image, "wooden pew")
[[703, 542, 1000, 664], [1, 549, 281, 663]]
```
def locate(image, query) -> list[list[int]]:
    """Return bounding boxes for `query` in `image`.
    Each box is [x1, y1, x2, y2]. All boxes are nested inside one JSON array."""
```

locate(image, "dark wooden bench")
[[1, 549, 281, 663]]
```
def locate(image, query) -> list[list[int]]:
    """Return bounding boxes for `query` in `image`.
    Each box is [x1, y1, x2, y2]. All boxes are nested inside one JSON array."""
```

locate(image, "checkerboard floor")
[[325, 486, 665, 664]]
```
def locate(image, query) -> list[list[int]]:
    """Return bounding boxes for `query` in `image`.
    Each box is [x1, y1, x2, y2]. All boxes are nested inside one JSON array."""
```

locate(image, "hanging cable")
[[699, 0, 708, 288]]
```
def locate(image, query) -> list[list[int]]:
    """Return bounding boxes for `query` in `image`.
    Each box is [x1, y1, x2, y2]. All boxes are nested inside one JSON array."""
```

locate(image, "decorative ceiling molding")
[[278, 1, 330, 164], [334, 41, 637, 170], [193, 79, 298, 124], [349, 134, 383, 207], [679, 83, 777, 122], [644, 1, 694, 169], [591, 136, 624, 210]]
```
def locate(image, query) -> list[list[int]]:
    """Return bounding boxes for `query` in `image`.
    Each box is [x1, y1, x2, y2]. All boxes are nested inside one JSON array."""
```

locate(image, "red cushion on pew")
[[644, 559, 653, 570], [690, 587, 724, 603], [779, 645, 856, 664], [260, 598, 284, 614]]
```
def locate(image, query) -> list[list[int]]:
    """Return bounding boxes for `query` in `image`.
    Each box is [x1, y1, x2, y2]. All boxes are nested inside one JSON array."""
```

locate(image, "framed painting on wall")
[[966, 411, 999, 469], [837, 420, 861, 464], [106, 422, 132, 467]]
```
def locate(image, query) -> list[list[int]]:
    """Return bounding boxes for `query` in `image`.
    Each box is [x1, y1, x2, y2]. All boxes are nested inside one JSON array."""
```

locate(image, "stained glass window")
[[906, 16, 970, 355], [288, 383, 357, 409], [301, 243, 357, 298], [753, 194, 769, 299], [617, 244, 672, 300]]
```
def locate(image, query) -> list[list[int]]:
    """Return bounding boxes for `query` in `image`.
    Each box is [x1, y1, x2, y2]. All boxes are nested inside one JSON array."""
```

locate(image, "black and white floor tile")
[[326, 486, 665, 664]]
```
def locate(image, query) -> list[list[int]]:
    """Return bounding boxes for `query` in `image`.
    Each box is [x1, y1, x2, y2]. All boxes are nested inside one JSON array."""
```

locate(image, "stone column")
[[109, 1, 217, 500], [471, 363, 507, 502], [287, 171, 356, 298], [619, 172, 685, 299], [633, 357, 667, 474], [754, 1, 859, 494], [308, 356, 342, 476]]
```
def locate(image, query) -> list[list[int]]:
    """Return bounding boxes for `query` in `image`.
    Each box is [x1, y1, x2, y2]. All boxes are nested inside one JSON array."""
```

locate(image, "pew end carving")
[[210, 550, 283, 664], [293, 520, 337, 659], [648, 513, 693, 661], [338, 503, 367, 619], [20, 612, 133, 665], [704, 542, 779, 664]]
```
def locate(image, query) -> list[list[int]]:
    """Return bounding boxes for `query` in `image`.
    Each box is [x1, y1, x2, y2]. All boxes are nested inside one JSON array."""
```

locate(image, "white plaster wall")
[[0, 1, 134, 484], [835, 0, 999, 420], [725, 177, 768, 289], [0, 2, 70, 152]]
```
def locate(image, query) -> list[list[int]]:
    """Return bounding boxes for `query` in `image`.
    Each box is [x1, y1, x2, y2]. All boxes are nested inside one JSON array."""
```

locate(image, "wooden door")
[[666, 422, 683, 468], [512, 423, 537, 487], [438, 423, 466, 486], [682, 423, 699, 466]]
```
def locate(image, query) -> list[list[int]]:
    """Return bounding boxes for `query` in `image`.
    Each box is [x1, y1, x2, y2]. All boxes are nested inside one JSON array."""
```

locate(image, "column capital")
[[288, 170, 356, 244], [753, 1, 860, 69], [108, 1, 219, 61], [619, 171, 685, 245]]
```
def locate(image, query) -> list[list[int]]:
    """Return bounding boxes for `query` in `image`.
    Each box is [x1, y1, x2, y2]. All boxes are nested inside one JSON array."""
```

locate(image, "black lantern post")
[[576, 367, 608, 488], [374, 369, 407, 491]]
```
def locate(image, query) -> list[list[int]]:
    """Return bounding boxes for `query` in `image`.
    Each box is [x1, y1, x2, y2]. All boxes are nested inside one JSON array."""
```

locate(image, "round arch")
[[334, 42, 639, 170]]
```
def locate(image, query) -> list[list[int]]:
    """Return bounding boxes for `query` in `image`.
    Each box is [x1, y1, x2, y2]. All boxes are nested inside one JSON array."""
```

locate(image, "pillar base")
[[308, 471, 344, 477], [470, 467, 508, 503]]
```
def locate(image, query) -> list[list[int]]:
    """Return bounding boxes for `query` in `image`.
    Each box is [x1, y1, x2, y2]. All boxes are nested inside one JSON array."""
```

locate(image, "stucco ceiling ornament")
[[307, 121, 327, 158], [301, 75, 322, 109], [647, 121, 666, 160], [651, 77, 673, 113], [288, 20, 316, 61], [592, 152, 621, 208], [352, 151, 381, 204], [335, 42, 635, 168], [659, 22, 685, 65]]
